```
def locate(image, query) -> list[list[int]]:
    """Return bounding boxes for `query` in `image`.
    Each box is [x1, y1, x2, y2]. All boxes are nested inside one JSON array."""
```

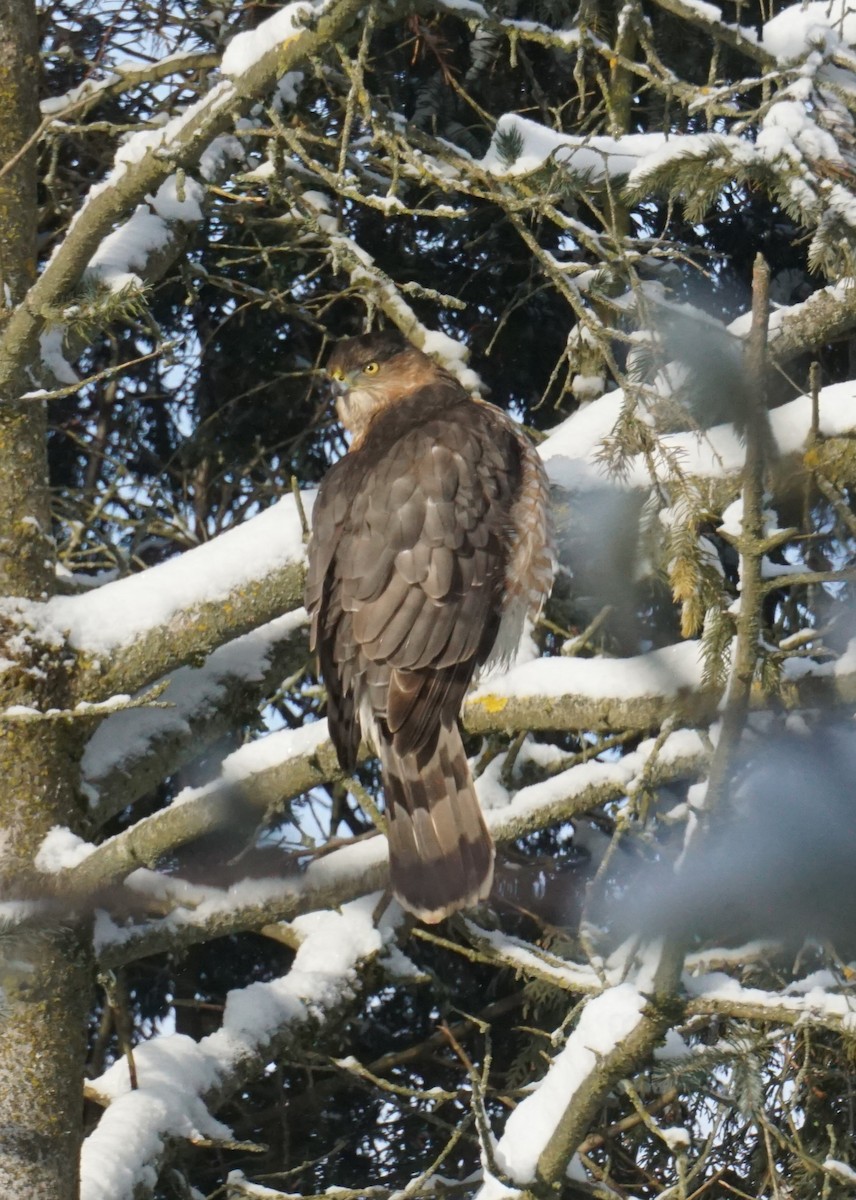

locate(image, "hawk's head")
[[325, 331, 444, 441]]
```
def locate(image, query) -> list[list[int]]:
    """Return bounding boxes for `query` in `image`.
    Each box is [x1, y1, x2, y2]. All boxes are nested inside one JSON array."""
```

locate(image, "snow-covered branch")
[[468, 636, 856, 735], [327, 231, 484, 393], [37, 494, 309, 702], [40, 52, 220, 123], [82, 610, 309, 826], [464, 924, 856, 1037], [22, 374, 854, 718], [647, 0, 773, 66], [480, 115, 670, 183], [434, 0, 581, 55], [57, 719, 345, 900], [0, 0, 373, 396], [541, 377, 856, 493], [685, 970, 856, 1035], [477, 940, 685, 1196], [36, 626, 855, 934], [80, 729, 706, 965], [94, 835, 389, 971], [741, 277, 856, 364], [81, 897, 387, 1200]]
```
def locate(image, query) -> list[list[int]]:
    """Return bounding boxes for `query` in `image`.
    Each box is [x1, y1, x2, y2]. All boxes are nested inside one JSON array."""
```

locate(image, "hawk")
[[305, 331, 553, 922]]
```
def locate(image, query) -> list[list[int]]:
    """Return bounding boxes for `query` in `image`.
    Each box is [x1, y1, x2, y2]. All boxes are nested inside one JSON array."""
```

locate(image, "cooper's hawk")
[[306, 331, 553, 922]]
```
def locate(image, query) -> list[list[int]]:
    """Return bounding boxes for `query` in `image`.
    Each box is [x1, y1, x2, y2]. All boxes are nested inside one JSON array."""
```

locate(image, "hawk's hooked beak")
[[325, 368, 356, 399], [322, 374, 347, 410], [325, 369, 366, 431]]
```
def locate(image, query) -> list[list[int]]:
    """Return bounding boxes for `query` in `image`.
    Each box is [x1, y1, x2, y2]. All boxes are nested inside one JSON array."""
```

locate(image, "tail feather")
[[380, 722, 494, 922]]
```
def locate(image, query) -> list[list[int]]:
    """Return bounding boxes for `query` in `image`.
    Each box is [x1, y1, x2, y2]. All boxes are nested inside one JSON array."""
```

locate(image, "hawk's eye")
[[330, 368, 345, 382], [363, 361, 380, 375]]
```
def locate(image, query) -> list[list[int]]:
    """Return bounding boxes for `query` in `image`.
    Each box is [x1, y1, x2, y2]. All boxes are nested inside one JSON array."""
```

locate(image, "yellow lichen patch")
[[804, 438, 856, 486], [475, 694, 508, 714]]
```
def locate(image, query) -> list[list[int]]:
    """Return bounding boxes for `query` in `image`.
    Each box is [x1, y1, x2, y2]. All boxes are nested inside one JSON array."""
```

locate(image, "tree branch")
[[646, 0, 774, 67], [81, 899, 387, 1200], [0, 0, 373, 396], [87, 731, 707, 966], [742, 278, 856, 365], [702, 254, 770, 810], [462, 925, 856, 1037], [82, 611, 310, 828], [41, 495, 309, 702], [15, 365, 850, 714]]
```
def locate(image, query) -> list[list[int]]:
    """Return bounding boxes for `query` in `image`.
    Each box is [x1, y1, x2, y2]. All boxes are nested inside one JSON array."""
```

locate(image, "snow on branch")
[[462, 923, 605, 994], [477, 99, 856, 284], [464, 925, 856, 1038], [479, 114, 668, 182], [222, 0, 332, 77], [539, 379, 856, 493], [40, 52, 220, 121], [328, 232, 485, 393], [685, 969, 856, 1034], [82, 728, 706, 965], [0, 0, 372, 396], [476, 940, 684, 1195], [92, 830, 389, 970], [648, 0, 771, 64], [82, 609, 309, 826], [53, 718, 342, 897], [435, 0, 581, 53], [468, 633, 856, 735], [623, 102, 856, 276], [762, 0, 856, 68], [81, 897, 386, 1200], [37, 628, 855, 941], [22, 492, 310, 703], [730, 277, 856, 362], [84, 174, 208, 293], [470, 641, 713, 733]]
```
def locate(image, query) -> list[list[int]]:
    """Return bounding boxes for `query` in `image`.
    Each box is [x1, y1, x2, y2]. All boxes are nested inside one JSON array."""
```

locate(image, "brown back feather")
[[305, 367, 546, 920]]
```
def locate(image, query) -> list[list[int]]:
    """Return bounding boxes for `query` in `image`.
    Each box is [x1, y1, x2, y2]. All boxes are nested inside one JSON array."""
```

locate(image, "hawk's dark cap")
[[327, 330, 411, 372]]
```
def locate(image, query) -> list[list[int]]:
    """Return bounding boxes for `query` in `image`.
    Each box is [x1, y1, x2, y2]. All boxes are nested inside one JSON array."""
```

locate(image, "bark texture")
[[0, 2, 90, 1195], [0, 0, 51, 596]]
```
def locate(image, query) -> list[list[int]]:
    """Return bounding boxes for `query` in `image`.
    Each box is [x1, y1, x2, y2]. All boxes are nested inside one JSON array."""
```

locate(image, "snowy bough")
[[2, 0, 856, 1197]]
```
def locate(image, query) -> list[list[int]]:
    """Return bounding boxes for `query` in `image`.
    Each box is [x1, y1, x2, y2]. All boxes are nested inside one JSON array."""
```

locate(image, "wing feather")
[[306, 384, 525, 768], [424, 544, 455, 600]]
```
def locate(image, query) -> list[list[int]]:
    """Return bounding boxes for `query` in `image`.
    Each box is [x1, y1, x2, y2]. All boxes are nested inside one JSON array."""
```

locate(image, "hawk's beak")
[[325, 369, 357, 398], [323, 373, 348, 405]]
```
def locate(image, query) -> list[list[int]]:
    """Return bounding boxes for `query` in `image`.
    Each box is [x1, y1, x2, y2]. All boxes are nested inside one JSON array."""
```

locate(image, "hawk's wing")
[[306, 388, 523, 771]]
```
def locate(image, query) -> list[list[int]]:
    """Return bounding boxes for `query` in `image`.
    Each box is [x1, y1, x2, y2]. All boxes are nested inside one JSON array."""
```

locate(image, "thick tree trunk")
[[0, 1, 90, 1196]]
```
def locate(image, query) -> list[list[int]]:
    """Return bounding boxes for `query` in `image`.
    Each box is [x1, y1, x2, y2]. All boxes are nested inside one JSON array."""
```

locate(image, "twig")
[[815, 474, 856, 540], [439, 1021, 510, 1186], [579, 1087, 680, 1152], [98, 969, 138, 1091], [701, 253, 771, 813], [561, 605, 614, 656], [291, 474, 310, 541], [347, 775, 388, 833], [19, 342, 177, 402], [760, 566, 856, 593], [332, 1055, 458, 1102], [1, 681, 170, 723]]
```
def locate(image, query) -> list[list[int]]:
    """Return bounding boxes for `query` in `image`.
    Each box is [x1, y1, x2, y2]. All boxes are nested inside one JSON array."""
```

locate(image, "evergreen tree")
[[0, 0, 855, 1196]]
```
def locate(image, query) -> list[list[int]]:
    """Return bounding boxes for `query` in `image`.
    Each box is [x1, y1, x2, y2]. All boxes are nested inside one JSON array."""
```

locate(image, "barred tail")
[[380, 722, 494, 923]]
